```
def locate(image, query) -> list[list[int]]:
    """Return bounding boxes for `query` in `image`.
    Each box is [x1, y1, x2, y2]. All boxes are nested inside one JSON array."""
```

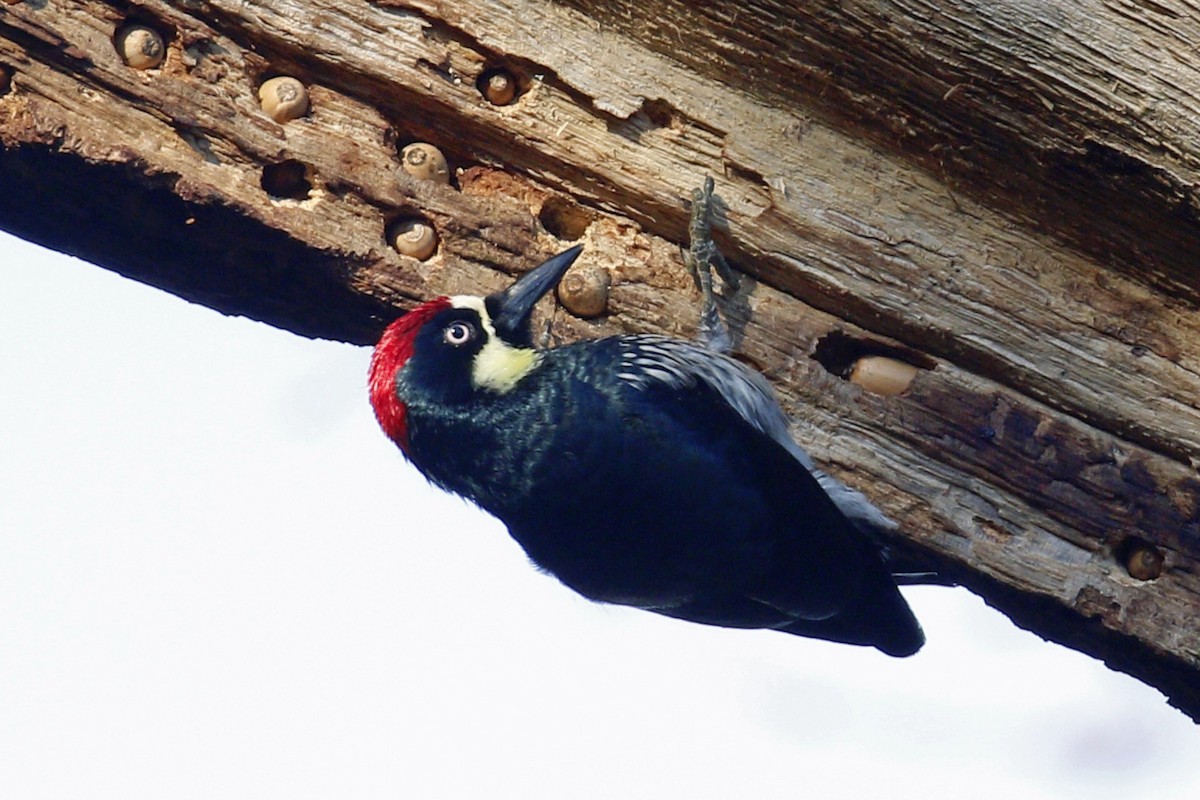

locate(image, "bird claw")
[[686, 176, 738, 354], [536, 318, 558, 349]]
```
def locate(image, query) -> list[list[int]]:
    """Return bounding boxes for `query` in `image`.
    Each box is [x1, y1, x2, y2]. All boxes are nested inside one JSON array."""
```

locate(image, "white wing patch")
[[618, 335, 897, 534], [451, 295, 541, 394]]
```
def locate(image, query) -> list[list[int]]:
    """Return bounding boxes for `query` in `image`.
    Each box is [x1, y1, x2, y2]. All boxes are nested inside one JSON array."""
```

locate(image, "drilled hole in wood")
[[0, 64, 12, 95], [399, 142, 451, 185], [386, 216, 438, 261], [812, 331, 934, 395], [261, 160, 312, 200], [557, 264, 610, 318], [477, 67, 523, 105], [1115, 536, 1164, 581], [538, 196, 596, 241], [641, 98, 677, 129], [113, 17, 171, 70], [257, 75, 310, 123]]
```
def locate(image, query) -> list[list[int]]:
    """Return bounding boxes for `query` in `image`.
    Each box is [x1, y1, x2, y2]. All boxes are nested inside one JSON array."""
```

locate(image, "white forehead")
[[450, 295, 497, 337], [450, 295, 489, 317]]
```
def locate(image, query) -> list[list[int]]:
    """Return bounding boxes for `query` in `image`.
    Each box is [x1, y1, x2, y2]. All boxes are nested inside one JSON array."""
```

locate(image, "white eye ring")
[[443, 320, 476, 346]]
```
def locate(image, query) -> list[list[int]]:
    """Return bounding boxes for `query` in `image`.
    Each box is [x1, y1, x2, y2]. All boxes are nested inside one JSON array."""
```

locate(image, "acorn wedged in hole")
[[848, 356, 918, 396], [400, 143, 450, 184], [557, 264, 609, 318], [1125, 543, 1164, 580], [115, 24, 166, 70], [480, 69, 518, 105], [387, 218, 438, 260], [258, 76, 309, 123]]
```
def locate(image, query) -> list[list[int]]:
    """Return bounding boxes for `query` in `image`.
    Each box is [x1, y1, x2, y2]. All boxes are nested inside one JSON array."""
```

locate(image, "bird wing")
[[615, 335, 897, 536]]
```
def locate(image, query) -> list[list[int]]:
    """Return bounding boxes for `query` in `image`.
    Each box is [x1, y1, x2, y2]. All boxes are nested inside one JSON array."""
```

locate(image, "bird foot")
[[686, 176, 739, 354]]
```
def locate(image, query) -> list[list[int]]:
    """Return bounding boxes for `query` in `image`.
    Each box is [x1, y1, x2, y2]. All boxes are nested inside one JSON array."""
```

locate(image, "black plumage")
[[370, 245, 926, 657]]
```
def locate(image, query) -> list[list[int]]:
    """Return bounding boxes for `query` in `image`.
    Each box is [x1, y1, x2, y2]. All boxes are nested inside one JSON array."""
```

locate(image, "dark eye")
[[443, 320, 476, 346]]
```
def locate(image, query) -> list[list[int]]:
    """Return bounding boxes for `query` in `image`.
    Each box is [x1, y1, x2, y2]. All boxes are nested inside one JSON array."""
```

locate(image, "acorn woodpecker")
[[369, 187, 927, 656]]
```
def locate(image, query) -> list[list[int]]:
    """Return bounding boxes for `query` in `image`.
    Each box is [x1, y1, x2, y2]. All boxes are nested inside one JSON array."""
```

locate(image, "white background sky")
[[2, 230, 1198, 799]]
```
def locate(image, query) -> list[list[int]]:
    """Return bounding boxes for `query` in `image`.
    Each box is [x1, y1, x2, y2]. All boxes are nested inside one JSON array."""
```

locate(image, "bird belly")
[[498, 431, 779, 609]]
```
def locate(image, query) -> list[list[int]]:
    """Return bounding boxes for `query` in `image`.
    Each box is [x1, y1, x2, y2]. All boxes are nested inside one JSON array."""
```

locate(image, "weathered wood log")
[[3, 0, 1198, 719]]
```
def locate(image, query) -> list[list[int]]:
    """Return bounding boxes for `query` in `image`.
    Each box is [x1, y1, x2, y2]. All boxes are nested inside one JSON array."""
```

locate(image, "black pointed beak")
[[487, 245, 583, 346]]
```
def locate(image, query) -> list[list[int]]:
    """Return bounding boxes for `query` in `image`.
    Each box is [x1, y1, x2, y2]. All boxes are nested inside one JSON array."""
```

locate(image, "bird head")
[[369, 245, 583, 449]]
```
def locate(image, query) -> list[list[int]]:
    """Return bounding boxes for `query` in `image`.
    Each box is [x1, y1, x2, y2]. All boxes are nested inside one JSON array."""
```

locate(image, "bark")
[[2, 0, 1198, 719]]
